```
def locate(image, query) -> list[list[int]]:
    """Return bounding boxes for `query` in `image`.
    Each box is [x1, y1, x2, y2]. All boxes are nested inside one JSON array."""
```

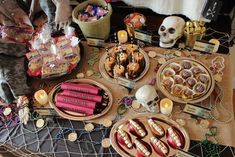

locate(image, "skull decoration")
[[135, 85, 159, 112], [158, 16, 185, 48]]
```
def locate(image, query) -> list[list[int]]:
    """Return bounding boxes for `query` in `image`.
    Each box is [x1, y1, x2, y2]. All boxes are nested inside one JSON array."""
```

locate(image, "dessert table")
[[0, 42, 234, 157]]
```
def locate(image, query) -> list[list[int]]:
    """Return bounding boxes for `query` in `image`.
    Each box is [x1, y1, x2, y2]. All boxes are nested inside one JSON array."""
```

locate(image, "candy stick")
[[61, 90, 102, 103], [56, 101, 93, 115], [60, 83, 100, 95]]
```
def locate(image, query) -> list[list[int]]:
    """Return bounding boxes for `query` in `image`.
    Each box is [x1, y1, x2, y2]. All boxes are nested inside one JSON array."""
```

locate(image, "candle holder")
[[34, 90, 48, 106], [160, 98, 173, 116]]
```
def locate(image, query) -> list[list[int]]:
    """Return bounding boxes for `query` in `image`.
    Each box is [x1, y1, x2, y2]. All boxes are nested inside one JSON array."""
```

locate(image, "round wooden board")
[[49, 79, 113, 121], [110, 113, 190, 157], [156, 57, 215, 104], [99, 44, 150, 83]]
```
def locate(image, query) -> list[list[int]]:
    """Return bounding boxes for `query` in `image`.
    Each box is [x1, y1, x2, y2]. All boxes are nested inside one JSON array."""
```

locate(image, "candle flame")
[[163, 103, 169, 108], [39, 94, 44, 99]]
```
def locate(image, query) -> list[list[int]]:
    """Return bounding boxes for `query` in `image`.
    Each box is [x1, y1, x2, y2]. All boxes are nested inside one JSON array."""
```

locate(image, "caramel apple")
[[104, 56, 116, 72], [113, 65, 125, 78], [127, 62, 140, 79]]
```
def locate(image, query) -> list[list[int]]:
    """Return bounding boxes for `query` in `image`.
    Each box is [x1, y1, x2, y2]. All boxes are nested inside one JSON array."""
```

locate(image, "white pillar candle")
[[34, 90, 48, 105], [160, 98, 173, 116], [118, 30, 128, 43]]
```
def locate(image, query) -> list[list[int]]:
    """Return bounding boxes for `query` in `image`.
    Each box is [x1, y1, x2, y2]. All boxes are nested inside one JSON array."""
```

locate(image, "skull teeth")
[[117, 129, 132, 148], [148, 119, 164, 135], [129, 120, 146, 137], [150, 137, 168, 154], [167, 128, 182, 147], [134, 140, 151, 156]]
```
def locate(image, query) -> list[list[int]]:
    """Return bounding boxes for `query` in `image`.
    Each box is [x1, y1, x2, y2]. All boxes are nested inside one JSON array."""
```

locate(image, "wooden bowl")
[[156, 57, 215, 104], [49, 79, 113, 121]]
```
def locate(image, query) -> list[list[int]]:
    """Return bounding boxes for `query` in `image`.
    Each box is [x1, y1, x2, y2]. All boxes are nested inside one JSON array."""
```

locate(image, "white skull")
[[135, 85, 159, 112], [158, 16, 185, 48]]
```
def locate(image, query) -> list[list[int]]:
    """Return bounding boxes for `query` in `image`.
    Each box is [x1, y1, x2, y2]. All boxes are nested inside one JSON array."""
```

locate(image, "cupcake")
[[127, 62, 140, 78], [169, 62, 182, 73], [180, 69, 193, 79], [162, 77, 174, 90], [163, 68, 175, 77], [183, 87, 195, 98], [198, 74, 209, 84], [193, 82, 206, 94], [185, 77, 197, 87], [191, 66, 203, 75], [173, 75, 184, 85], [180, 61, 192, 69], [171, 84, 184, 96], [113, 65, 125, 78]]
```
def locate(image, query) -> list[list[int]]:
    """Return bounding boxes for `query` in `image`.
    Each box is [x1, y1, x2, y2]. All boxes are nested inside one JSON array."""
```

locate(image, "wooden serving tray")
[[99, 44, 150, 83], [156, 57, 215, 104], [110, 113, 190, 157], [48, 79, 113, 121]]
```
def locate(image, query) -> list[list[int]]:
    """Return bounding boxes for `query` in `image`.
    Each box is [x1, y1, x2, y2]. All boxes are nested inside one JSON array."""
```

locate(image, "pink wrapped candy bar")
[[60, 82, 100, 95], [56, 101, 93, 115], [61, 90, 102, 103], [56, 94, 97, 109]]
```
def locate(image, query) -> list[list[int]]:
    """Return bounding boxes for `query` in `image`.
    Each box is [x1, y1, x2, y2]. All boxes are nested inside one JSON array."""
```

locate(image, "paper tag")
[[183, 104, 210, 119], [134, 30, 152, 43], [34, 108, 58, 117], [176, 149, 198, 157], [117, 77, 135, 89], [87, 37, 105, 47], [193, 40, 215, 53]]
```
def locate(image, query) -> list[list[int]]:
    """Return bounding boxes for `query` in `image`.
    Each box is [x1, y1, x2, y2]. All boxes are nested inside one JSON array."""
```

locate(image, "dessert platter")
[[110, 113, 190, 157], [99, 44, 149, 82], [156, 57, 215, 104], [49, 79, 113, 121]]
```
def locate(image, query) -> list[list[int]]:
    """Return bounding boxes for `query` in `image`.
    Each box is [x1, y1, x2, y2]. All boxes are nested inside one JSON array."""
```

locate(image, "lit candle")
[[160, 98, 173, 116], [118, 30, 128, 43], [34, 90, 48, 105]]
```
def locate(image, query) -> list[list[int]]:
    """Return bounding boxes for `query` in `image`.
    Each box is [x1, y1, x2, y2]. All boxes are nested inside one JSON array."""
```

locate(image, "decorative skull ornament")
[[135, 85, 159, 112], [158, 16, 185, 48]]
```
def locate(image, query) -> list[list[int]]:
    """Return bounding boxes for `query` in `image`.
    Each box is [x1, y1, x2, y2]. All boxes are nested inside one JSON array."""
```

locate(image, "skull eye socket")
[[168, 28, 176, 34], [160, 26, 166, 31], [154, 96, 159, 101], [147, 101, 153, 106]]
